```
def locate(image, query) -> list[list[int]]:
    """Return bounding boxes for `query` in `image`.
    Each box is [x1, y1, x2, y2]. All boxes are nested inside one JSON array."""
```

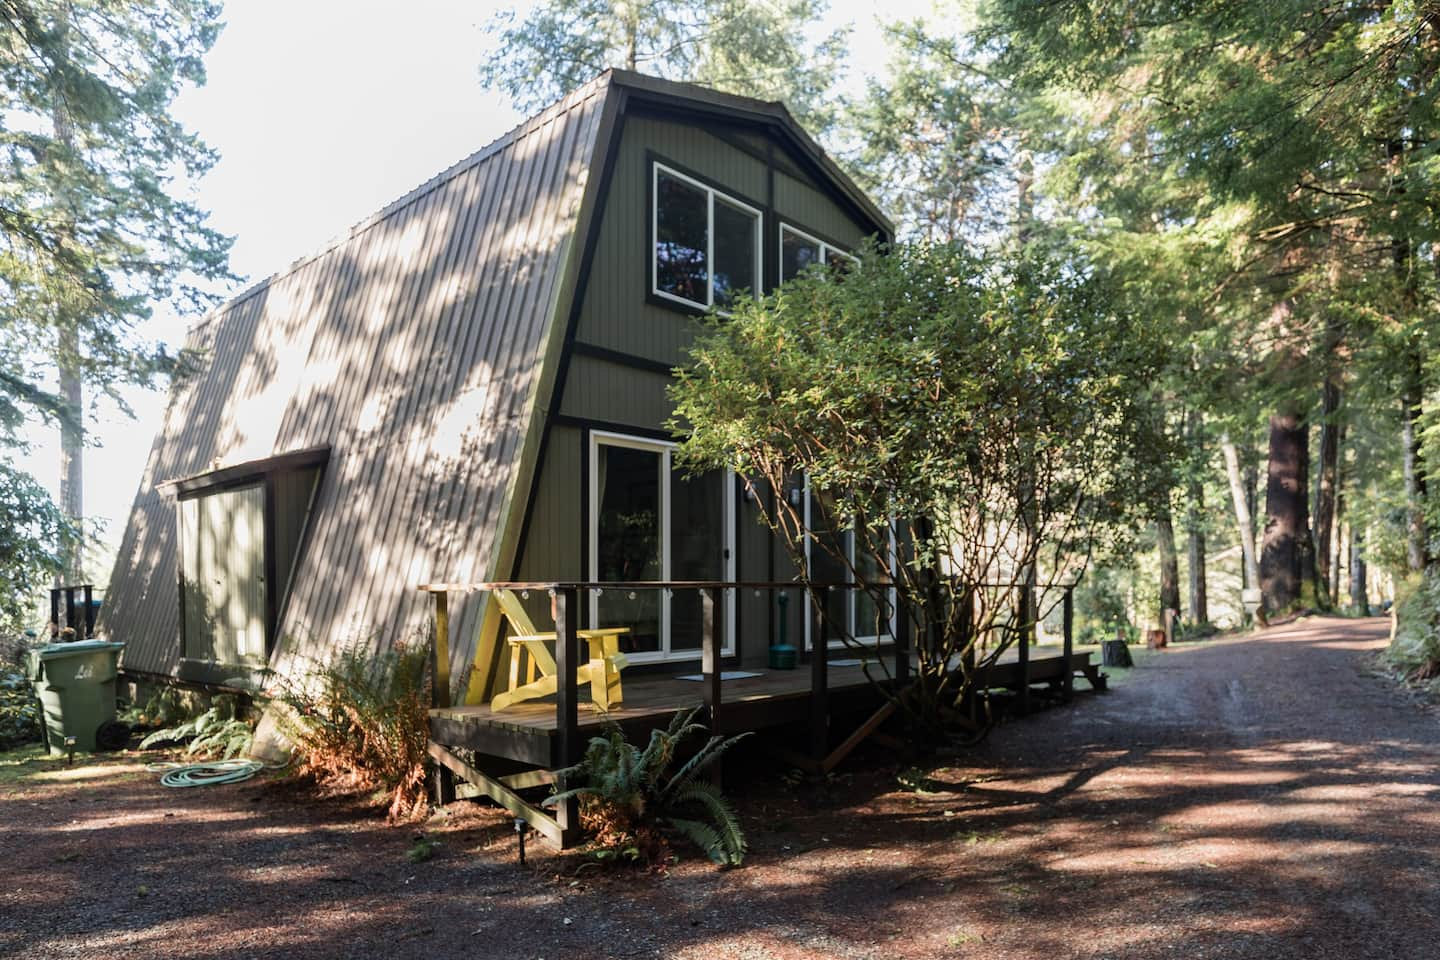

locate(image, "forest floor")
[[3, 615, 1437, 960]]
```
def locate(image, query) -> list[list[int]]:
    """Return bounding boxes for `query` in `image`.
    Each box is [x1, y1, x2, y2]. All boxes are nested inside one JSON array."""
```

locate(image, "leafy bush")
[[545, 707, 750, 867], [138, 694, 254, 759], [268, 640, 431, 822], [0, 666, 42, 750], [1386, 573, 1440, 684]]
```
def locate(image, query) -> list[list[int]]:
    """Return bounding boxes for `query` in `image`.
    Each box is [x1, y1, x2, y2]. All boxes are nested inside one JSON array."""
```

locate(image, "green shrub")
[[268, 640, 431, 822], [545, 706, 750, 867], [138, 694, 254, 759], [0, 666, 42, 750], [1386, 573, 1440, 683], [126, 685, 194, 729]]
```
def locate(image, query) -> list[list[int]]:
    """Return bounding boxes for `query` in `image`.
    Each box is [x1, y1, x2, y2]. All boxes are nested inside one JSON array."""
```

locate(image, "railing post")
[[82, 585, 94, 638], [1017, 581, 1032, 713], [554, 587, 581, 847], [810, 586, 830, 766], [893, 586, 910, 688], [701, 587, 722, 730], [701, 586, 723, 787], [431, 590, 451, 709], [1062, 586, 1075, 702]]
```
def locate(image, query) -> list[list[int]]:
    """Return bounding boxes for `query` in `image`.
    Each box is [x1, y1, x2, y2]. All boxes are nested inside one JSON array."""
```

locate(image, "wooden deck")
[[421, 580, 1103, 849], [429, 646, 1104, 769]]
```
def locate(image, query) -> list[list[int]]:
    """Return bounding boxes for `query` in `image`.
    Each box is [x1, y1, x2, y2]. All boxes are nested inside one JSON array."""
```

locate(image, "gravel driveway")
[[2, 615, 1435, 959]]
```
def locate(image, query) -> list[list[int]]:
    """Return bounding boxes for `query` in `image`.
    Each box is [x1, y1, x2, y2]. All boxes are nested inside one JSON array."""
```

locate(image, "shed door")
[[181, 483, 267, 664]]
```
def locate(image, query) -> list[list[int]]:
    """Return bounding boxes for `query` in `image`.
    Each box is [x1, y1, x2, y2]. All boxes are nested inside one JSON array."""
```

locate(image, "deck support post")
[[431, 590, 451, 709], [810, 586, 830, 766], [431, 763, 456, 807], [959, 589, 978, 724], [553, 587, 581, 847], [1062, 586, 1075, 702]]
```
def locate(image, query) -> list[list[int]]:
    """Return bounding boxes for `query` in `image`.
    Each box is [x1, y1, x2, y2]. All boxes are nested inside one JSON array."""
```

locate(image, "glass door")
[[589, 432, 735, 661]]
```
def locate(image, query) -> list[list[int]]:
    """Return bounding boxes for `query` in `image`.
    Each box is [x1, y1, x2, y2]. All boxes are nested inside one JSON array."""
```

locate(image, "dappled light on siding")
[[102, 78, 611, 695]]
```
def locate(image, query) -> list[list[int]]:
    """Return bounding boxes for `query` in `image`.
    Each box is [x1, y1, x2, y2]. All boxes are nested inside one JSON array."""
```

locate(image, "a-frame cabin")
[[103, 70, 895, 701], [103, 72, 1104, 843]]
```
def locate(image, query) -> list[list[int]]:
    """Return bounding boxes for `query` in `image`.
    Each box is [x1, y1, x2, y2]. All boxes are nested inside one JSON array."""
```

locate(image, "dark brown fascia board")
[[158, 445, 332, 498], [606, 70, 894, 240]]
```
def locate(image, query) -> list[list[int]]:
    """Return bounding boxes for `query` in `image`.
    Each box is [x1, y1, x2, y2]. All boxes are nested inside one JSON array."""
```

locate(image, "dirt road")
[[2, 616, 1436, 959]]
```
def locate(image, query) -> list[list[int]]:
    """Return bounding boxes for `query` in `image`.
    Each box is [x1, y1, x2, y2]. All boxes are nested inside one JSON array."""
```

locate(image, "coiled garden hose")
[[146, 759, 267, 787]]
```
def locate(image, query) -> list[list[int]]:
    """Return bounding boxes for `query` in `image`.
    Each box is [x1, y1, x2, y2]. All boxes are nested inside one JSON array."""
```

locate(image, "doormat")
[[829, 659, 868, 667], [675, 671, 764, 682]]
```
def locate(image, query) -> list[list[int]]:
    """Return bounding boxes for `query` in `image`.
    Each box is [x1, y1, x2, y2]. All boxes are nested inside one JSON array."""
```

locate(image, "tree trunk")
[[1184, 411, 1208, 625], [1244, 460, 1260, 576], [1187, 525, 1207, 626], [1349, 525, 1369, 614], [1332, 456, 1346, 605], [58, 327, 83, 582], [52, 27, 84, 585], [1261, 413, 1315, 614], [1156, 509, 1181, 627], [1221, 434, 1263, 623], [1313, 383, 1340, 607], [1402, 384, 1428, 573]]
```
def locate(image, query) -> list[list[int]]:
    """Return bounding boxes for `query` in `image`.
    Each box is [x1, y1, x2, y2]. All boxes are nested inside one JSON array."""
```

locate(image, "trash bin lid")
[[35, 639, 125, 659]]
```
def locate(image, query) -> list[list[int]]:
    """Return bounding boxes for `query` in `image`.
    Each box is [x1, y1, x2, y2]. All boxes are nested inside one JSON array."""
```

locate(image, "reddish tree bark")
[[1261, 413, 1314, 614]]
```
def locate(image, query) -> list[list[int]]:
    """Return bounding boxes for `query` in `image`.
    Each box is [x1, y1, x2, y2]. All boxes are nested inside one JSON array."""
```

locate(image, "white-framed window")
[[652, 162, 762, 312], [588, 431, 737, 662], [779, 223, 858, 283], [802, 477, 898, 650]]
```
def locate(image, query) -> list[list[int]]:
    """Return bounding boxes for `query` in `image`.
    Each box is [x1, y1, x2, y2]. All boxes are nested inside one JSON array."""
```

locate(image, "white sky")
[[24, 0, 938, 579]]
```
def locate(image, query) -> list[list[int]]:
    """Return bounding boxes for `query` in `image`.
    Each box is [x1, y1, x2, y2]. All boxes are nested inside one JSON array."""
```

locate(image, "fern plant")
[[545, 706, 751, 866], [266, 640, 431, 822], [138, 694, 255, 759]]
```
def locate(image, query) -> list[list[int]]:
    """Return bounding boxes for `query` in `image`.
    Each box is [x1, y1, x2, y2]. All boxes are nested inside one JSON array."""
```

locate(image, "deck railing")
[[417, 578, 1078, 763]]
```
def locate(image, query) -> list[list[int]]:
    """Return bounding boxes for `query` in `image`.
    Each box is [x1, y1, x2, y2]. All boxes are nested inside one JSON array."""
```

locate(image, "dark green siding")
[[567, 112, 876, 382], [773, 169, 868, 252], [521, 108, 881, 661], [560, 355, 673, 425], [515, 425, 584, 583]]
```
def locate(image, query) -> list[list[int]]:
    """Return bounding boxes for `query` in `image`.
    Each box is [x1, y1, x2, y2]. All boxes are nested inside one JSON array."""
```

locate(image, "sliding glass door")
[[589, 432, 734, 661]]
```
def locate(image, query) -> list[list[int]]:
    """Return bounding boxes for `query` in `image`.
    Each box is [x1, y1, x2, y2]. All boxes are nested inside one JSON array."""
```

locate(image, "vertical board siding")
[[572, 114, 874, 371], [104, 79, 611, 686], [772, 170, 868, 251], [559, 356, 673, 425], [515, 425, 585, 584]]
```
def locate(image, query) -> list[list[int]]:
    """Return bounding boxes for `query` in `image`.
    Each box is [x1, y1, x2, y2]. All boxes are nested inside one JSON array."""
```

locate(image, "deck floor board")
[[431, 644, 1093, 740]]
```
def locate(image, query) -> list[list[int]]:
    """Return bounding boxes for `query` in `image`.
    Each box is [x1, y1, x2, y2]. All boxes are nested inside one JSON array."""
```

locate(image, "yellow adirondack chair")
[[489, 589, 630, 712]]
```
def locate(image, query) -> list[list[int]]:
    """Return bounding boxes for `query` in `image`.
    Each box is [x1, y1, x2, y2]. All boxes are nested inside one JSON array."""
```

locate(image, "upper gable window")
[[653, 163, 761, 312], [780, 224, 858, 283]]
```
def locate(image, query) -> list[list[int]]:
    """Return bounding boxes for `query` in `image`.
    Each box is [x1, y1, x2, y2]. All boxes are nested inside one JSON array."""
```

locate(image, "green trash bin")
[[27, 640, 126, 755]]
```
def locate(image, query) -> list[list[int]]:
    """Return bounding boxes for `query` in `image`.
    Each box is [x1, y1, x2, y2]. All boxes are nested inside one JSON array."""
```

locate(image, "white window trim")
[[588, 430, 737, 663], [778, 222, 859, 283], [652, 162, 763, 312], [802, 475, 898, 651]]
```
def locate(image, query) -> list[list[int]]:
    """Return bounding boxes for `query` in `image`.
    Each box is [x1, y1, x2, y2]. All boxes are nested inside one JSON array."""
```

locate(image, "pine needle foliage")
[[268, 640, 431, 823], [137, 693, 253, 760], [546, 706, 750, 866]]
